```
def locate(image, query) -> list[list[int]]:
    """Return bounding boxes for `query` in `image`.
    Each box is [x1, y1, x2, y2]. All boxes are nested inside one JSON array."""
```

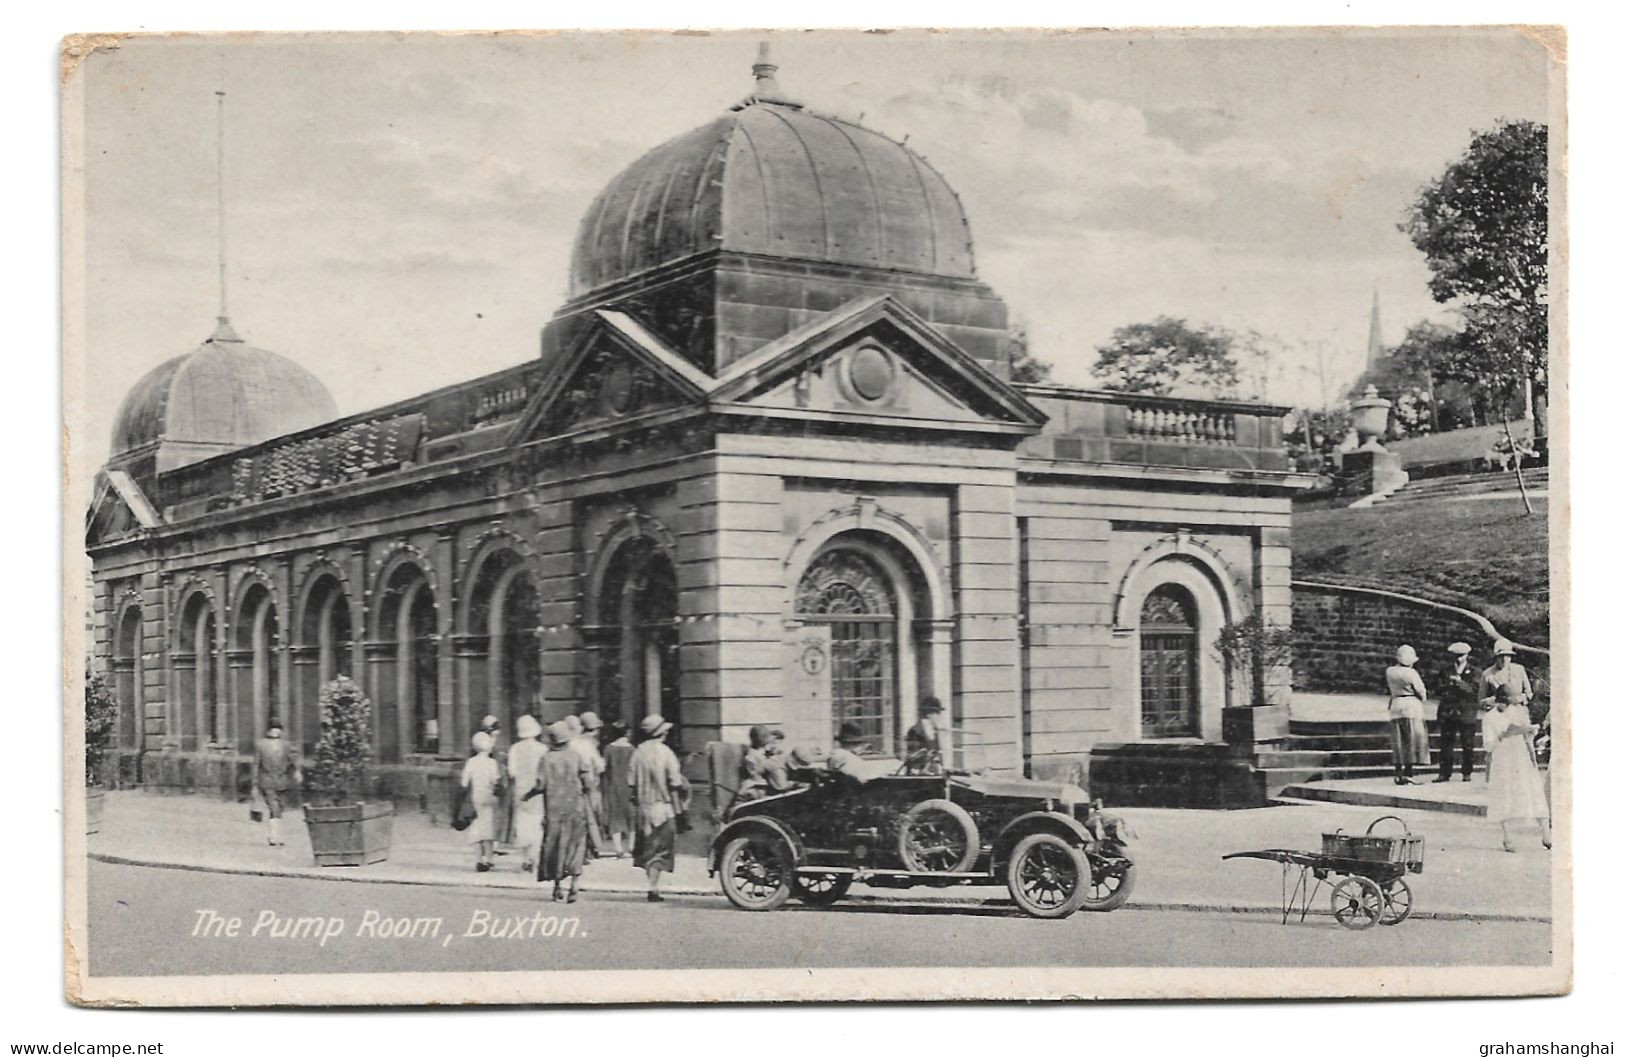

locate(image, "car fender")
[[708, 815, 807, 874], [990, 811, 1093, 870]]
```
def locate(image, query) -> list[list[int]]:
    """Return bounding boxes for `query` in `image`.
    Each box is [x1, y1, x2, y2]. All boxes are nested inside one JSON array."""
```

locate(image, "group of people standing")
[[457, 711, 689, 902], [1385, 638, 1551, 851]]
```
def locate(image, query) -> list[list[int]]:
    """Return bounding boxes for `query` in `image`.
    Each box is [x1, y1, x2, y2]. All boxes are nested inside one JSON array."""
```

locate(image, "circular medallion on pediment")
[[847, 345, 896, 403]]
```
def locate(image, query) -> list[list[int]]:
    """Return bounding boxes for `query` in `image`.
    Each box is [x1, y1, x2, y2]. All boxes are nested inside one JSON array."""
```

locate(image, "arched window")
[[296, 575, 353, 755], [231, 583, 280, 754], [796, 548, 899, 753], [466, 550, 543, 739], [1140, 583, 1199, 738], [173, 592, 218, 750], [595, 540, 679, 741], [112, 605, 142, 752], [373, 563, 438, 760]]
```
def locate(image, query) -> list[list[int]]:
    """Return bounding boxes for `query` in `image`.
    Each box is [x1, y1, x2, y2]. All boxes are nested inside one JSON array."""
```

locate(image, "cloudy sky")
[[73, 29, 1554, 455]]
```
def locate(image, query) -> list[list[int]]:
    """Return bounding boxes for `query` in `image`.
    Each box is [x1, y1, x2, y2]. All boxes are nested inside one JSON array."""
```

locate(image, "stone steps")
[[1272, 784, 1487, 817]]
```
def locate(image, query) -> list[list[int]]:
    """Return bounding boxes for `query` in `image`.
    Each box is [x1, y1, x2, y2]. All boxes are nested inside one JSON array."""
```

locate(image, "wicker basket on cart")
[[1322, 815, 1425, 873]]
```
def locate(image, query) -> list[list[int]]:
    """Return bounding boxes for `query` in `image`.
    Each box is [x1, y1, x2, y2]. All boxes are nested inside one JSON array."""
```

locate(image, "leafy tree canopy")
[[1090, 316, 1242, 398], [1402, 120, 1548, 414]]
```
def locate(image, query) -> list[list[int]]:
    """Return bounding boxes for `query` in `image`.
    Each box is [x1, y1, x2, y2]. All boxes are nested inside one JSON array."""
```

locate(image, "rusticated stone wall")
[[1292, 580, 1548, 696]]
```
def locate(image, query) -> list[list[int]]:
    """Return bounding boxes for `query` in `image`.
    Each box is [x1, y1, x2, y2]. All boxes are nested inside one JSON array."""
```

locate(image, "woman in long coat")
[[1483, 686, 1552, 852], [532, 721, 593, 901]]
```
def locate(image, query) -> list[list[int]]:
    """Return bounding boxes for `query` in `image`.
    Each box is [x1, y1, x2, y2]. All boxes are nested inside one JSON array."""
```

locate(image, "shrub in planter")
[[84, 672, 117, 835], [303, 676, 392, 866], [1215, 616, 1295, 746]]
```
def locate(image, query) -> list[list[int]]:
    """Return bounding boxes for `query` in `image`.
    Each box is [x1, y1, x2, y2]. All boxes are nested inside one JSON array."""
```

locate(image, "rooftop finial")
[[215, 88, 229, 325], [739, 39, 800, 109]]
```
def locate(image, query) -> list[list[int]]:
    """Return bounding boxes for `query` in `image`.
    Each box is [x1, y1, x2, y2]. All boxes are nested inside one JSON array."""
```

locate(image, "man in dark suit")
[[1435, 642, 1481, 782]]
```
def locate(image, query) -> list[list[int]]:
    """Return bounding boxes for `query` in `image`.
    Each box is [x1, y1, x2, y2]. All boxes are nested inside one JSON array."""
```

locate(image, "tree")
[[1403, 121, 1548, 440], [84, 671, 118, 787], [1090, 317, 1242, 398], [308, 676, 374, 804], [1214, 616, 1295, 708], [1006, 324, 1053, 384]]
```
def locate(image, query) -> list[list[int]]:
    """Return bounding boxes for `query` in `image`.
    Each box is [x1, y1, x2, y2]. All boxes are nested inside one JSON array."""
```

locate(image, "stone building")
[[86, 54, 1309, 807]]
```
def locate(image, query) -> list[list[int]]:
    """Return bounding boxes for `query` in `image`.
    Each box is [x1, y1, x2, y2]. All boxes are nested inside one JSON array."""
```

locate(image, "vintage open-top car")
[[708, 765, 1136, 919]]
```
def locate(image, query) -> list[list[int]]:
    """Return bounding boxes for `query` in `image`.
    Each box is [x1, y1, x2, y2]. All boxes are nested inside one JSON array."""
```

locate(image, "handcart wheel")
[[1380, 877, 1414, 925], [1331, 876, 1384, 930]]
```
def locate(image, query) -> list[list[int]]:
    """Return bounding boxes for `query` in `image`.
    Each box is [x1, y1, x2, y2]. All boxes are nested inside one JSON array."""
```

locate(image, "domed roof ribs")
[[760, 104, 830, 260], [903, 148, 941, 275], [732, 120, 775, 250], [825, 117, 885, 266]]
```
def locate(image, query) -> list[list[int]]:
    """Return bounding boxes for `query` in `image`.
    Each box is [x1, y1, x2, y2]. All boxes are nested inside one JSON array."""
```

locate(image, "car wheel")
[[1006, 832, 1089, 919], [1078, 856, 1136, 912], [718, 833, 794, 911], [897, 798, 981, 873], [792, 872, 854, 906]]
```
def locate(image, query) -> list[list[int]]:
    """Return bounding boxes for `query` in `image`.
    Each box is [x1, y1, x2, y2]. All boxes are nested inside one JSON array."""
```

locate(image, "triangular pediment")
[[510, 310, 713, 443], [710, 296, 1046, 433], [85, 469, 160, 547]]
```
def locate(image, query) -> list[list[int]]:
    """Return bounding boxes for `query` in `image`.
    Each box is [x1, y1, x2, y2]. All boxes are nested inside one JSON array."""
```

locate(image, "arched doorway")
[[230, 583, 280, 755], [112, 605, 142, 755], [465, 549, 542, 738], [372, 563, 438, 761], [297, 574, 354, 756], [1139, 583, 1199, 738], [173, 592, 219, 751], [794, 541, 917, 756], [595, 539, 679, 741]]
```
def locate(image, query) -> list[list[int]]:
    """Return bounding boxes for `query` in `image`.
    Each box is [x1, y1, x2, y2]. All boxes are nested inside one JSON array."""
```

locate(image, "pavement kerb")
[[89, 852, 1553, 925]]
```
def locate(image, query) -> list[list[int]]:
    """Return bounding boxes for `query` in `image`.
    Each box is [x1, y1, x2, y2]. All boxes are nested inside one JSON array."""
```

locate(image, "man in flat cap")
[[1434, 642, 1481, 782]]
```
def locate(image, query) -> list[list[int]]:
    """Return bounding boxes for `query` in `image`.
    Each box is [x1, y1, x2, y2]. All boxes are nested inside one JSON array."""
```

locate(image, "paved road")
[[87, 862, 1552, 978]]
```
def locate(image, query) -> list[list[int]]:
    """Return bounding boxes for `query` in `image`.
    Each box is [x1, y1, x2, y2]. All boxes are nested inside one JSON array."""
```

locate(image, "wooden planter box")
[[304, 801, 393, 866], [85, 786, 106, 836], [1222, 704, 1291, 748]]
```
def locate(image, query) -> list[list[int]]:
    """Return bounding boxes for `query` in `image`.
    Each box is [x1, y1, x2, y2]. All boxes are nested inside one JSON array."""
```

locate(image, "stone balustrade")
[[1018, 384, 1293, 473]]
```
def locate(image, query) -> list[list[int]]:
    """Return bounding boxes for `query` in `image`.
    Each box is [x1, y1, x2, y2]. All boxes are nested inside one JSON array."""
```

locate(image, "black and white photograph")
[[61, 26, 1569, 1006]]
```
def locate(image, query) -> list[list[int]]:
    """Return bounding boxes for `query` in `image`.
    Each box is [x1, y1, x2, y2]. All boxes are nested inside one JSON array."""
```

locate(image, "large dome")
[[569, 58, 976, 298], [111, 317, 338, 468]]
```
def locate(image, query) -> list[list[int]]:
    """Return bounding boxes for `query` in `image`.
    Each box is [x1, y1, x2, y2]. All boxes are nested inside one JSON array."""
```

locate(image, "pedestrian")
[[1477, 639, 1535, 782], [531, 720, 592, 902], [475, 713, 513, 852], [1383, 645, 1430, 785], [573, 712, 608, 857], [629, 712, 687, 903], [1483, 682, 1552, 852], [460, 731, 503, 872], [506, 715, 548, 873], [1434, 642, 1481, 783], [904, 696, 946, 774], [601, 721, 635, 858], [251, 720, 301, 848]]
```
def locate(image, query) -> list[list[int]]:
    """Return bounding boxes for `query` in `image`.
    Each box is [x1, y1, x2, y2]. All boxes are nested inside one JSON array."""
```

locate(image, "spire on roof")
[[738, 41, 801, 109]]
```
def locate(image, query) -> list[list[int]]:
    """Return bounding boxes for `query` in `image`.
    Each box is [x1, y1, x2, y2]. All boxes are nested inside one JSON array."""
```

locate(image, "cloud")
[[1144, 105, 1239, 152]]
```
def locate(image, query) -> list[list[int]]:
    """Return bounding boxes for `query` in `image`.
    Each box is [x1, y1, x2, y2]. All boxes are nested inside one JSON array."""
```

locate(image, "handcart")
[[1222, 815, 1424, 930]]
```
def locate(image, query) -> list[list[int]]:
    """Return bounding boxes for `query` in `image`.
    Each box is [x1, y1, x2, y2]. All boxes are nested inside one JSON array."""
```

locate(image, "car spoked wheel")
[[1079, 855, 1137, 912], [1330, 875, 1384, 930], [1005, 833, 1088, 919], [897, 799, 981, 873], [719, 834, 794, 911], [791, 871, 854, 906]]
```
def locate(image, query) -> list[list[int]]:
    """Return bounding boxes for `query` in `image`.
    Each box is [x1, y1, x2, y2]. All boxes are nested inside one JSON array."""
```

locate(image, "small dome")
[[569, 55, 975, 298], [111, 318, 338, 468]]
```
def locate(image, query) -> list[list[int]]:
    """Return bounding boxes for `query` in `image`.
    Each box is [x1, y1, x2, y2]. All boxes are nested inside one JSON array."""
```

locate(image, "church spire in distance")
[[1365, 288, 1383, 367]]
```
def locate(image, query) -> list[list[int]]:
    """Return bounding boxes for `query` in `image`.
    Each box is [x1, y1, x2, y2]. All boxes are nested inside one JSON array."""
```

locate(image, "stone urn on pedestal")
[[1339, 385, 1407, 497]]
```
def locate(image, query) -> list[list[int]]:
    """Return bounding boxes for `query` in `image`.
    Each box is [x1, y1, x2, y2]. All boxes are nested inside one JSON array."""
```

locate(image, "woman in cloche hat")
[[1477, 640, 1551, 852], [530, 720, 592, 901]]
